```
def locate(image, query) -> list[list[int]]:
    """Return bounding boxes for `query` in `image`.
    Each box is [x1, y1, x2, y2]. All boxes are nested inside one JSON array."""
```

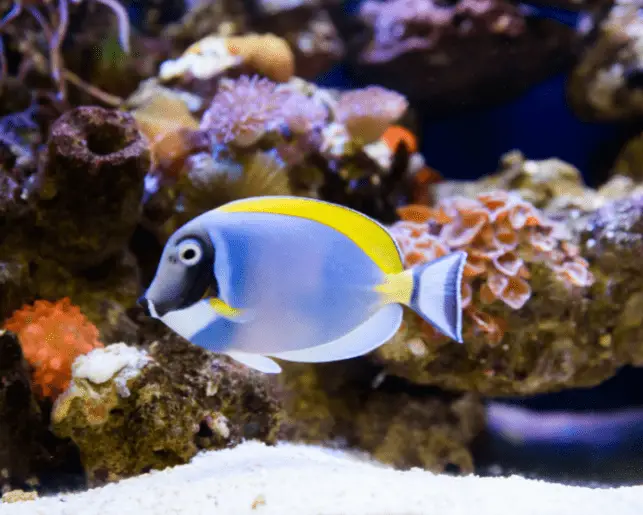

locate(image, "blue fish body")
[[189, 211, 384, 354], [140, 196, 467, 374]]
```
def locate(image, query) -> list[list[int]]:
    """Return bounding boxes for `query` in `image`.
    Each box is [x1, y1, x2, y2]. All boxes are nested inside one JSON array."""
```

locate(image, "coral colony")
[[0, 0, 642, 502]]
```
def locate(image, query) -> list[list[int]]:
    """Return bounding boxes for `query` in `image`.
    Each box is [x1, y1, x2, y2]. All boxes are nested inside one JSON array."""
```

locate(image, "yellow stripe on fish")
[[216, 196, 404, 275]]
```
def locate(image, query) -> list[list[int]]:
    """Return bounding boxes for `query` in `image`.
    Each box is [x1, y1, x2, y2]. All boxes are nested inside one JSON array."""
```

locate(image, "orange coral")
[[226, 33, 295, 83], [382, 125, 418, 153], [390, 191, 594, 345], [132, 94, 200, 180], [3, 298, 104, 399]]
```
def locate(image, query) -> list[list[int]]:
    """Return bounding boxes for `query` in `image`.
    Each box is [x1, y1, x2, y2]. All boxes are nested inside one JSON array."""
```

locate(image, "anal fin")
[[225, 351, 282, 374], [271, 304, 403, 363]]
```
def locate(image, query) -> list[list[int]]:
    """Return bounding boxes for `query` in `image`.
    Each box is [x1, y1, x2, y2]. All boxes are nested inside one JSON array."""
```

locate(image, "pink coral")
[[280, 90, 329, 135], [390, 191, 594, 344], [200, 75, 290, 147], [334, 86, 409, 144]]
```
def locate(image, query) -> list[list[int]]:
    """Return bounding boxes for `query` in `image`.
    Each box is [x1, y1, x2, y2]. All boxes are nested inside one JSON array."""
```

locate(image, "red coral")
[[3, 298, 104, 399], [390, 191, 594, 345]]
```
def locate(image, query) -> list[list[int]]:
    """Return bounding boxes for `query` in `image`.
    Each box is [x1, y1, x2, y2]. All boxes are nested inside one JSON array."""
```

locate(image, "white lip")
[[159, 299, 219, 341]]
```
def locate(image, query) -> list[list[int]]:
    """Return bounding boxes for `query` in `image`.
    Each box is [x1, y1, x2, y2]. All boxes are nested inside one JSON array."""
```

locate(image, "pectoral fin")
[[208, 298, 255, 323]]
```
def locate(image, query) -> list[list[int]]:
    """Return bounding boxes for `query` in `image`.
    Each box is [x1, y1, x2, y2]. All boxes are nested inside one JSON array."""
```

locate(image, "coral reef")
[[568, 0, 643, 121], [371, 183, 643, 396], [3, 298, 104, 400], [425, 149, 643, 225], [135, 75, 422, 247], [0, 105, 147, 339], [278, 361, 484, 474], [391, 191, 594, 344], [52, 334, 283, 486], [348, 0, 579, 111], [3, 0, 643, 495]]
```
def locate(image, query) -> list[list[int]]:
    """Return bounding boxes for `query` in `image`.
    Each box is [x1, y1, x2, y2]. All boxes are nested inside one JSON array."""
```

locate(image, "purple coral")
[[280, 90, 329, 135], [334, 86, 409, 144], [200, 76, 290, 148]]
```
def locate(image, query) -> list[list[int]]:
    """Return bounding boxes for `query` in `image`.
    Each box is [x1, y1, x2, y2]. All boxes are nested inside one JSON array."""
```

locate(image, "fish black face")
[[141, 232, 217, 318], [175, 236, 218, 309]]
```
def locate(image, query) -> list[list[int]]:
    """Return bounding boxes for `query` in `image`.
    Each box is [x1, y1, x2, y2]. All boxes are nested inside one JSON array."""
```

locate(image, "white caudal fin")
[[409, 251, 467, 343], [271, 304, 403, 363], [225, 351, 283, 374]]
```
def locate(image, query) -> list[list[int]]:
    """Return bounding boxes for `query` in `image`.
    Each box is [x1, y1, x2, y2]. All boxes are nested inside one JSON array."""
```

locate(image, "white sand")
[[1, 441, 642, 515]]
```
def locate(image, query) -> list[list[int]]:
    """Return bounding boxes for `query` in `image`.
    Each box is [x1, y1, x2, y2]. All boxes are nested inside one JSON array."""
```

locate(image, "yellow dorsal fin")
[[217, 196, 403, 274]]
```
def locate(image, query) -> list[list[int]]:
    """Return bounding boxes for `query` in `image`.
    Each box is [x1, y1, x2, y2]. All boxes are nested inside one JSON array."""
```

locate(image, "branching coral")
[[390, 191, 594, 344], [0, 0, 131, 100], [3, 298, 104, 399]]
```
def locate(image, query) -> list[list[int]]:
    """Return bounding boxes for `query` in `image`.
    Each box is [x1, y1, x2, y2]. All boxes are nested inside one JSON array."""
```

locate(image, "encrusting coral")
[[390, 191, 594, 344], [3, 298, 104, 400], [226, 33, 296, 82]]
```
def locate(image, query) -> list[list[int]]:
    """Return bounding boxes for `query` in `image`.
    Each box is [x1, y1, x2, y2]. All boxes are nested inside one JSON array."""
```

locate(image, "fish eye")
[[176, 238, 203, 266]]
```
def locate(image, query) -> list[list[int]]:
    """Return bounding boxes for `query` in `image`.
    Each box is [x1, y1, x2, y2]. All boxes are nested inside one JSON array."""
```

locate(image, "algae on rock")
[[278, 360, 484, 474], [52, 331, 283, 486]]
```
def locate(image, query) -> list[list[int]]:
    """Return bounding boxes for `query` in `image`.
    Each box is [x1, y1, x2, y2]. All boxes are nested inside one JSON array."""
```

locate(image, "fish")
[[137, 195, 467, 374]]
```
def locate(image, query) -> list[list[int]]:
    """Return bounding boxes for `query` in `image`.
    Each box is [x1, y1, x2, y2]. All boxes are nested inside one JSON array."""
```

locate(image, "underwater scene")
[[0, 0, 643, 512]]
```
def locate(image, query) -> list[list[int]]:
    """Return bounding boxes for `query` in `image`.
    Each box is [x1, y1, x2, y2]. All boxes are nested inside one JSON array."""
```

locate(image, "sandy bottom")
[[1, 441, 642, 515]]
